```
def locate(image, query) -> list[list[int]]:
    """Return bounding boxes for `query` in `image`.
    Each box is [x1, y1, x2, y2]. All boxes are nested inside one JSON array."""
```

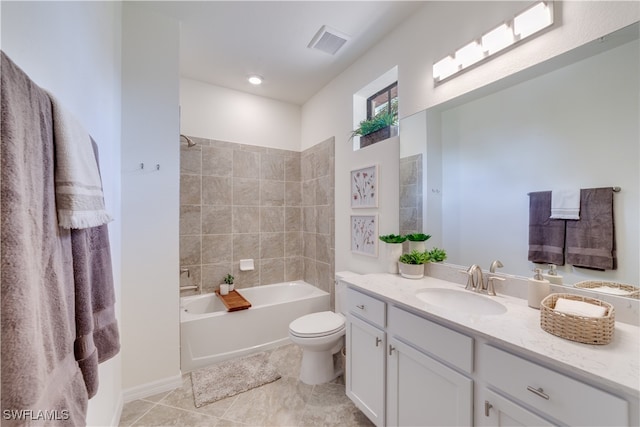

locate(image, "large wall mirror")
[[399, 23, 639, 297]]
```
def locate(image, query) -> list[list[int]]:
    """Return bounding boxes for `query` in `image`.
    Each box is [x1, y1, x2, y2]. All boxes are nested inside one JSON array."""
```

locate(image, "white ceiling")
[[146, 1, 426, 105]]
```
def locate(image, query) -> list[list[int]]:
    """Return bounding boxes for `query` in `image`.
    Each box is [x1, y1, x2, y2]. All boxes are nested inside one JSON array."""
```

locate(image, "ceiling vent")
[[308, 25, 350, 55]]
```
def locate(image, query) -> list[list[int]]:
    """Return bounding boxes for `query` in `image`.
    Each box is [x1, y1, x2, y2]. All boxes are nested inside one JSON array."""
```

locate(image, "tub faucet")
[[180, 267, 190, 278]]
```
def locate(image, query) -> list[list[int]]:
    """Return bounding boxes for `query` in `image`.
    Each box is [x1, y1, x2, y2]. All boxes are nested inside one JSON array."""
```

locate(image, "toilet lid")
[[289, 311, 345, 338]]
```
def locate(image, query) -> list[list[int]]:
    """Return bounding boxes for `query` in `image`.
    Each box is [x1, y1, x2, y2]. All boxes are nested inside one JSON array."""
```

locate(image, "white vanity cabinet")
[[478, 345, 629, 427], [346, 288, 474, 426], [346, 288, 386, 426]]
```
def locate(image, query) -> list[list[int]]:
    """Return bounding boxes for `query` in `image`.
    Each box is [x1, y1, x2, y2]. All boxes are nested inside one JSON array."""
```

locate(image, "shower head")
[[180, 134, 196, 147]]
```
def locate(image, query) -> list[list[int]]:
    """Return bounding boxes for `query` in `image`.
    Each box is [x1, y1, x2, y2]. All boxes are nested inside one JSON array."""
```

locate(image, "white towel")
[[49, 94, 113, 229], [550, 189, 580, 220], [554, 298, 607, 317]]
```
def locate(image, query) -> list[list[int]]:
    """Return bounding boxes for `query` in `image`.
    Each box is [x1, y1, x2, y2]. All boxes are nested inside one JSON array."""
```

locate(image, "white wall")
[[120, 3, 182, 396], [301, 1, 639, 274], [180, 78, 301, 150], [441, 40, 639, 285], [1, 1, 123, 425]]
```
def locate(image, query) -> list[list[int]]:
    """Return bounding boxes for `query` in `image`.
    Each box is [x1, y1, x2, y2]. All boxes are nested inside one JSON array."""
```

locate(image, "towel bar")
[[528, 186, 620, 196]]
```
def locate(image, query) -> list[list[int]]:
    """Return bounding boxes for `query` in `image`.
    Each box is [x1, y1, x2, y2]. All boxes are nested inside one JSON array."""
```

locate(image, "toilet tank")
[[334, 271, 359, 315]]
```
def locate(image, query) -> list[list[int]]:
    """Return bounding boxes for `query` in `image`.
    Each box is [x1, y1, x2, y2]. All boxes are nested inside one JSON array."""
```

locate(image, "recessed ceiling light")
[[248, 75, 263, 85]]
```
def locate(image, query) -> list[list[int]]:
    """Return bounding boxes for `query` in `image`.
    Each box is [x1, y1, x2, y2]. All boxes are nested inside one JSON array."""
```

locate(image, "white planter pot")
[[228, 283, 234, 291], [384, 243, 403, 274], [219, 284, 229, 295], [398, 262, 425, 279], [408, 241, 426, 253]]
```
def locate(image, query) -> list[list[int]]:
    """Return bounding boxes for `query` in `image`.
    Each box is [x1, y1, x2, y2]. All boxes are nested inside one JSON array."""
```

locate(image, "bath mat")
[[191, 352, 281, 407]]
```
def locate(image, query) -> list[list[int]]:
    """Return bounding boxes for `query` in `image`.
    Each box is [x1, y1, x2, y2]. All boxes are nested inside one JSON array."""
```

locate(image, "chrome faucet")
[[180, 267, 190, 278], [464, 261, 505, 296], [464, 264, 483, 292]]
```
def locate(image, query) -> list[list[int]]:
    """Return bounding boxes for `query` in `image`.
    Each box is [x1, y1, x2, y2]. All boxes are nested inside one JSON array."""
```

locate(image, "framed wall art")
[[351, 214, 378, 257], [351, 164, 378, 208]]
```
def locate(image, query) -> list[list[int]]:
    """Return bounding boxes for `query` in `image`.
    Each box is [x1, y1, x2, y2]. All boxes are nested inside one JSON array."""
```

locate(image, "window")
[[367, 82, 398, 120]]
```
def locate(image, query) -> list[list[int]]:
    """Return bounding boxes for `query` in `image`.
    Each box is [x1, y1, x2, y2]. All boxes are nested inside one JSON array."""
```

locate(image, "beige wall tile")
[[180, 175, 201, 205], [233, 150, 259, 179], [284, 156, 301, 182], [260, 180, 284, 206], [202, 205, 232, 234], [284, 207, 302, 232], [260, 259, 285, 285], [285, 181, 301, 207], [180, 235, 201, 266], [260, 206, 284, 232], [260, 232, 284, 259], [285, 231, 302, 257], [180, 146, 201, 175], [233, 206, 260, 233], [316, 176, 332, 206], [233, 178, 260, 206], [260, 153, 285, 181], [316, 234, 331, 264], [202, 146, 233, 177], [233, 233, 260, 261], [202, 234, 233, 264], [202, 176, 232, 205], [180, 205, 201, 236], [201, 263, 233, 293]]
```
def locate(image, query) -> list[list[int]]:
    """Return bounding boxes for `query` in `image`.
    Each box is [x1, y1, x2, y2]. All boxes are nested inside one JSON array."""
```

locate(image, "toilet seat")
[[289, 311, 345, 338]]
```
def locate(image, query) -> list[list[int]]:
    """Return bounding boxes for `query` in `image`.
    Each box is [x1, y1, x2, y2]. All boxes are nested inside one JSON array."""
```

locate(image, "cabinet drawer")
[[483, 345, 628, 426], [388, 306, 473, 374], [347, 288, 386, 328]]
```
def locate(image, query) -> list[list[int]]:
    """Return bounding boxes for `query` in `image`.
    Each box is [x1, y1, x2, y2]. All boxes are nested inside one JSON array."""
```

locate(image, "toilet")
[[288, 272, 356, 385]]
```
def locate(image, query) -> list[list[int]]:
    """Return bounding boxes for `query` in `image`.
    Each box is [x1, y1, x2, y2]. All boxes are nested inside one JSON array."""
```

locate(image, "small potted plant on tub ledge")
[[224, 273, 235, 292], [398, 250, 431, 279]]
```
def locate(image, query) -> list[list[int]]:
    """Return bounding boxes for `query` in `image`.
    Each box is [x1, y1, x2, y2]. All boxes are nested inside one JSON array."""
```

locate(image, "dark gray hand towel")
[[566, 187, 616, 270], [1, 51, 88, 425], [528, 191, 566, 265]]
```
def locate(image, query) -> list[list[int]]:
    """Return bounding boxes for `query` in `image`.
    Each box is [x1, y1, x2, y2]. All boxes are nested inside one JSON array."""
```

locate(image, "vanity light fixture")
[[248, 75, 263, 85], [433, 1, 554, 83]]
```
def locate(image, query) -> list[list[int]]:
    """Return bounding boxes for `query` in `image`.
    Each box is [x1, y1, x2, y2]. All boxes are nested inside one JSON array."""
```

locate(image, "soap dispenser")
[[542, 263, 563, 286], [528, 268, 550, 309]]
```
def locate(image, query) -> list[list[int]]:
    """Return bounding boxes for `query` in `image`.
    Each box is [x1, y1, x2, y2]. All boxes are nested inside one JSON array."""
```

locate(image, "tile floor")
[[119, 344, 374, 426]]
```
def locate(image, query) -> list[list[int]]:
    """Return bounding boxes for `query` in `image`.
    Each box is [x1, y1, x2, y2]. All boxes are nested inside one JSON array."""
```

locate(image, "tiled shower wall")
[[399, 153, 423, 252], [301, 137, 335, 302], [179, 136, 334, 296]]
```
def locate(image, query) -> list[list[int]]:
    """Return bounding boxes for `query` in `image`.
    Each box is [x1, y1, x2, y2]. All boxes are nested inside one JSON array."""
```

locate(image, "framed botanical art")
[[351, 164, 378, 208], [351, 214, 378, 257]]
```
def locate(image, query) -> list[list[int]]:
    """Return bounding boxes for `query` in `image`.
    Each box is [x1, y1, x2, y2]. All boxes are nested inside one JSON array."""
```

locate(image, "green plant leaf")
[[406, 233, 431, 242], [398, 250, 430, 265], [379, 234, 407, 244], [427, 248, 447, 262]]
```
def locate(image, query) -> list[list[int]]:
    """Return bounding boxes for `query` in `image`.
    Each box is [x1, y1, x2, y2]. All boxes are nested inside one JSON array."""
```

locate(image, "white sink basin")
[[415, 288, 507, 316]]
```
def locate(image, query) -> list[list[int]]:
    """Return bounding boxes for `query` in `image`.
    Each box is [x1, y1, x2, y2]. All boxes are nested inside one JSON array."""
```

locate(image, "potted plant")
[[379, 234, 407, 274], [406, 233, 431, 253], [427, 248, 447, 262], [224, 273, 235, 292], [398, 250, 430, 279], [350, 100, 398, 148]]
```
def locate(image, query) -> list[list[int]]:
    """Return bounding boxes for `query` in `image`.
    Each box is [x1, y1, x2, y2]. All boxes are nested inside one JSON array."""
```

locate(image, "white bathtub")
[[180, 280, 330, 372]]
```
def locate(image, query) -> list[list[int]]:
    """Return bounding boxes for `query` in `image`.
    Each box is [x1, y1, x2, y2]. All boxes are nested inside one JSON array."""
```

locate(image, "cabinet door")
[[346, 315, 386, 426], [387, 338, 473, 427], [479, 388, 556, 427]]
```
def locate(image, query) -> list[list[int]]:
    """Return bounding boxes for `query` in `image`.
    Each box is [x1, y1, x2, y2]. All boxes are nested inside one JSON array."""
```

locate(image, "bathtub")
[[180, 280, 330, 372]]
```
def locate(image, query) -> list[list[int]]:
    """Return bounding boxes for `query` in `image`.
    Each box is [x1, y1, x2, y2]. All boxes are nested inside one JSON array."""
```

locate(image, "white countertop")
[[344, 273, 640, 397]]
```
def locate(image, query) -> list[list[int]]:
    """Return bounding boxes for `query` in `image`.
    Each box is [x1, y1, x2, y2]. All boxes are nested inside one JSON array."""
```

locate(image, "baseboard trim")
[[122, 373, 183, 402], [111, 395, 124, 426]]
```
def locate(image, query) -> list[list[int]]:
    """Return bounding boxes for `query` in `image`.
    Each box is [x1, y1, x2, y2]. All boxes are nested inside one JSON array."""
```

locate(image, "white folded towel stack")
[[554, 297, 607, 317], [550, 189, 580, 219]]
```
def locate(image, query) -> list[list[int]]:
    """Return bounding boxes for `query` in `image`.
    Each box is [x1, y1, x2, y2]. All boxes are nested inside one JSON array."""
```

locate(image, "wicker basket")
[[540, 293, 615, 345], [574, 280, 639, 299]]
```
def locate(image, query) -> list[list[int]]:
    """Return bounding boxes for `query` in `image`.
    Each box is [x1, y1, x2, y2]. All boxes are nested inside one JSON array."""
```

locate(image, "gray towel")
[[566, 187, 616, 270], [1, 51, 88, 425], [528, 191, 566, 265]]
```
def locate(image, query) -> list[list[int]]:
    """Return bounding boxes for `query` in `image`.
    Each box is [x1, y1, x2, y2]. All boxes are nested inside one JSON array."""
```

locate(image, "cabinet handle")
[[389, 345, 396, 356], [526, 386, 550, 400], [484, 401, 493, 417], [356, 304, 365, 310], [375, 337, 382, 347]]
